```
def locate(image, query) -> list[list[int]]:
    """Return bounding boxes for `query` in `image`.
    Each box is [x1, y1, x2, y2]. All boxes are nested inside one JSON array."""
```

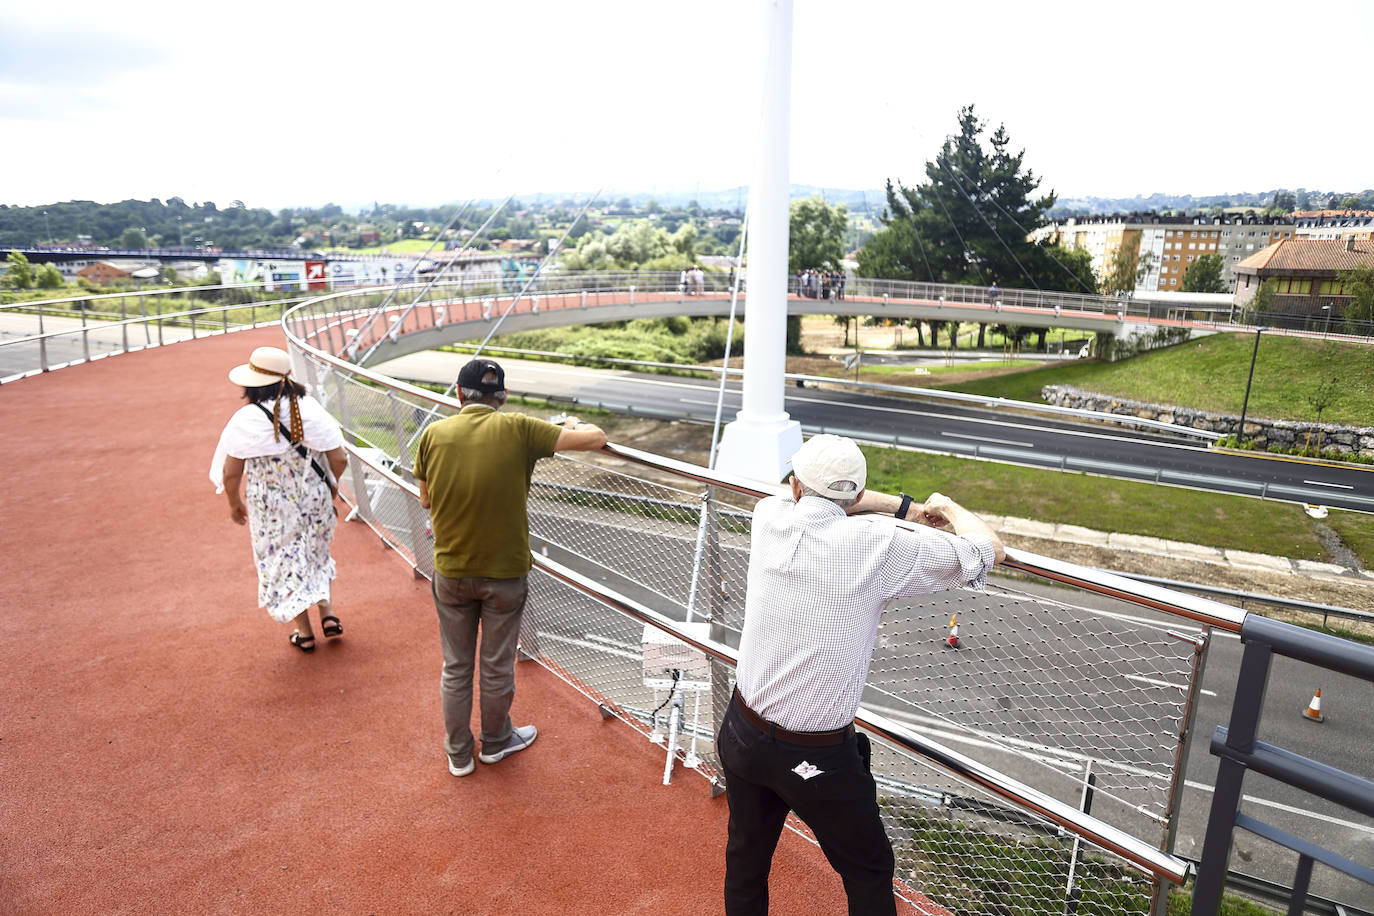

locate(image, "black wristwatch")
[[895, 492, 913, 519]]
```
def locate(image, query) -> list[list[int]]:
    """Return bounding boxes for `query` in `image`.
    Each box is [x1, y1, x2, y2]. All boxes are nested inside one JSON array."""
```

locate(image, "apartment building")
[[1292, 210, 1374, 242], [1035, 214, 1294, 293]]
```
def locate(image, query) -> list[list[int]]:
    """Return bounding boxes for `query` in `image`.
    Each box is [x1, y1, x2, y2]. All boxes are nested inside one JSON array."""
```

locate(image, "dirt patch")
[[1005, 536, 1374, 618]]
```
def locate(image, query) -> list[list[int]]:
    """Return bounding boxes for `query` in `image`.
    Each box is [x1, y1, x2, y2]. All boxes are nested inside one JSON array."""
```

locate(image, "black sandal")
[[289, 632, 316, 653], [320, 615, 343, 638]]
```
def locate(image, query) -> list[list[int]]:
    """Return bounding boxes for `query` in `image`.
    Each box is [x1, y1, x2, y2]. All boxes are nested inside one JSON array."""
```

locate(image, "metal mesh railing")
[[523, 451, 1200, 842], [271, 281, 1259, 912], [0, 288, 307, 383], [293, 343, 1215, 915], [330, 442, 1192, 915]]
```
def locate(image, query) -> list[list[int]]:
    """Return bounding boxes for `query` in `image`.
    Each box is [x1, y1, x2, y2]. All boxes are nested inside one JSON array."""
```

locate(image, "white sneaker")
[[448, 756, 475, 777], [478, 724, 537, 764]]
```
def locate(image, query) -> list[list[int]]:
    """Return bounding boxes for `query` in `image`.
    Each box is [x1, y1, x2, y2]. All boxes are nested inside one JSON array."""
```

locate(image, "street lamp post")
[[1322, 304, 1332, 339], [1236, 326, 1264, 445]]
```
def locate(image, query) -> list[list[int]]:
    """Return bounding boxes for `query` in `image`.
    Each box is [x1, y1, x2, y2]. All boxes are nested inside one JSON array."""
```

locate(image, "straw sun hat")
[[228, 347, 302, 443], [228, 346, 294, 388]]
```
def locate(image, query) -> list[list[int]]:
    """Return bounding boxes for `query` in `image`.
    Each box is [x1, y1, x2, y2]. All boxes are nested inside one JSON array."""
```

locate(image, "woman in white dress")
[[211, 346, 349, 653]]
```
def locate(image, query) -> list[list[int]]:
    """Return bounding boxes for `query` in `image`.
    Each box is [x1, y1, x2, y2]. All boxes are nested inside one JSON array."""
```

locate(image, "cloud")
[[0, 15, 170, 120], [0, 18, 169, 86]]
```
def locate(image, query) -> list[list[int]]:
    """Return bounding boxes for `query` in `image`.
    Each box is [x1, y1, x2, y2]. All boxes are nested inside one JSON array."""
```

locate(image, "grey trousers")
[[432, 572, 528, 764]]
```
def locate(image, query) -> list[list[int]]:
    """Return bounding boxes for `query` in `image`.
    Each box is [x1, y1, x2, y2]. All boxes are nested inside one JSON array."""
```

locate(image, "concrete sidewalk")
[[989, 514, 1372, 584]]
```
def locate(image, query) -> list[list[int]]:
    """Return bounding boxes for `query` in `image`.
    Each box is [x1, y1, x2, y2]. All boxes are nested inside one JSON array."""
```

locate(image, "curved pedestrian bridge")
[[310, 271, 1219, 369], [5, 287, 1372, 915]]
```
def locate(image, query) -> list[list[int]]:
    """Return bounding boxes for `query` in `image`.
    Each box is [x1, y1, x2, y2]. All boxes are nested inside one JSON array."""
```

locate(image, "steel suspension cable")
[[924, 176, 988, 287], [938, 158, 1098, 295], [344, 199, 483, 359], [399, 191, 600, 451], [353, 197, 513, 364], [706, 206, 749, 470], [936, 159, 1041, 291]]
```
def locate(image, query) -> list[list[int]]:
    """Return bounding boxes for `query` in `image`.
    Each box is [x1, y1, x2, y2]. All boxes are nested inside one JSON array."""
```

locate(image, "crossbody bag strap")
[[253, 402, 329, 484]]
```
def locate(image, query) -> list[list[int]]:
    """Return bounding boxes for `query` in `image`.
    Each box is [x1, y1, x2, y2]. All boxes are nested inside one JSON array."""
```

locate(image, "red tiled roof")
[[1234, 238, 1374, 275]]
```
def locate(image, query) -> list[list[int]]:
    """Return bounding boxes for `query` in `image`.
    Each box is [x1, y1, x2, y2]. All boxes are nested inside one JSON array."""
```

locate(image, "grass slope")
[[858, 447, 1371, 563], [926, 333, 1374, 427]]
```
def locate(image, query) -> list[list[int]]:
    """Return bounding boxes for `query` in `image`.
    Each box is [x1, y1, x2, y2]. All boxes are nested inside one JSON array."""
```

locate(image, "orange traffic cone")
[[1302, 689, 1324, 723], [944, 613, 960, 649]]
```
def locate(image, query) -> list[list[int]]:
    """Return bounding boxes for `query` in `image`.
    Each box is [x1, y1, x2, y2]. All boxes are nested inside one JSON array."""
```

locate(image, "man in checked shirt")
[[717, 434, 1004, 915]]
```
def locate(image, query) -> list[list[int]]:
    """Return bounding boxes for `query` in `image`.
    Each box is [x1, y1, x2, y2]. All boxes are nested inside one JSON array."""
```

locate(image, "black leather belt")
[[731, 688, 853, 747]]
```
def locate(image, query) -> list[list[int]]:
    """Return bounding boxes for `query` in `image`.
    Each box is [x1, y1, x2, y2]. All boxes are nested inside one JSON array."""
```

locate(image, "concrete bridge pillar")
[[714, 0, 802, 484]]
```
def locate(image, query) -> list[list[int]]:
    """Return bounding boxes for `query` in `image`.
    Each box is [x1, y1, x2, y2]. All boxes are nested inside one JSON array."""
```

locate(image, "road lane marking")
[[1303, 480, 1354, 489], [534, 630, 639, 661], [1125, 674, 1217, 697], [942, 431, 1034, 448], [784, 393, 1215, 454], [863, 699, 1171, 781], [400, 356, 1221, 458], [1183, 780, 1374, 836]]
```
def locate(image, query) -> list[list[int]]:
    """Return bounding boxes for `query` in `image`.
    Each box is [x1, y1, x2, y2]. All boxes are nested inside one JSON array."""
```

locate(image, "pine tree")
[[858, 105, 1085, 293]]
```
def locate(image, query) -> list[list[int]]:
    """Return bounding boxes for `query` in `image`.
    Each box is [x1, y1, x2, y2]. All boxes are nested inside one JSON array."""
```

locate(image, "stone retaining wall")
[[1041, 385, 1374, 459]]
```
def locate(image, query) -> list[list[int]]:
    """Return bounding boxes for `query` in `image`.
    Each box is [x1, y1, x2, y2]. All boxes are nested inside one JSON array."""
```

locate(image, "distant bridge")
[[284, 271, 1242, 368]]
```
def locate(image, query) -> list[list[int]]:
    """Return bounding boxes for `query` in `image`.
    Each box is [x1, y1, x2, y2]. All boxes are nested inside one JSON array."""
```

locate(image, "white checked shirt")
[[736, 495, 996, 732]]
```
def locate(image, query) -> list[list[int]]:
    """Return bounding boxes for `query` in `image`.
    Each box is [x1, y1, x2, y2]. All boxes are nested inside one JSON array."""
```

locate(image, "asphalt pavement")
[[375, 350, 1374, 513]]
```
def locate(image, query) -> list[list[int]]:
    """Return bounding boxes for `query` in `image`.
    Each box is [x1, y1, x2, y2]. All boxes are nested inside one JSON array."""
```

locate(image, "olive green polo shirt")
[[413, 405, 561, 579]]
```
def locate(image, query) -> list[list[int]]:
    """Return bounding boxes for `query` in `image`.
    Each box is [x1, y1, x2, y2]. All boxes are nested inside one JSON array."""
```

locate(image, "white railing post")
[[37, 303, 48, 371]]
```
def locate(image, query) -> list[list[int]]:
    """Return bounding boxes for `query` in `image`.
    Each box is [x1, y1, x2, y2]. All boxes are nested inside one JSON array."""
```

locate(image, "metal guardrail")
[[426, 341, 1221, 441], [0, 280, 299, 313], [1193, 614, 1374, 914], [0, 296, 306, 383], [1099, 571, 1374, 629]]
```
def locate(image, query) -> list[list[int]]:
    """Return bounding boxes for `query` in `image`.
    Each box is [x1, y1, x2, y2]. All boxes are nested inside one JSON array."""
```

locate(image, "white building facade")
[[1036, 215, 1295, 293]]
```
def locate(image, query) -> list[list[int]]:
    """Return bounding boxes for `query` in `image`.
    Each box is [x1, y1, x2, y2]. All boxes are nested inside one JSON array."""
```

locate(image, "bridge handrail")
[[0, 281, 300, 312], [290, 321, 1250, 636], [339, 438, 1191, 887], [1192, 614, 1374, 913]]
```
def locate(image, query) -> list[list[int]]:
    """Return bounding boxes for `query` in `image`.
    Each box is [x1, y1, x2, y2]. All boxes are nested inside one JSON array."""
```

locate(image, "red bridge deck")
[[0, 328, 899, 914]]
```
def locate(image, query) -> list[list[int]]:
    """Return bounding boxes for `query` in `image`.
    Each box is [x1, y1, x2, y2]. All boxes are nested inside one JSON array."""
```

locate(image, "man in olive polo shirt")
[[414, 358, 607, 777]]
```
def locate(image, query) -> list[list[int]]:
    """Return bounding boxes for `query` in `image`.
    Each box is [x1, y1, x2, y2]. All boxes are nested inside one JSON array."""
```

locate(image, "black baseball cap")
[[457, 358, 506, 394]]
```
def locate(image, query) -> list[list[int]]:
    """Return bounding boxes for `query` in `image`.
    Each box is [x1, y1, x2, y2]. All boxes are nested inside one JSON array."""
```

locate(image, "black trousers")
[[716, 700, 897, 915]]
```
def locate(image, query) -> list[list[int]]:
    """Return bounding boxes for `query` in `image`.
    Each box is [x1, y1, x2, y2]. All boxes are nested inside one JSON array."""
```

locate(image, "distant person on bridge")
[[211, 346, 349, 654], [414, 358, 607, 777], [717, 434, 1003, 915], [988, 280, 1000, 307]]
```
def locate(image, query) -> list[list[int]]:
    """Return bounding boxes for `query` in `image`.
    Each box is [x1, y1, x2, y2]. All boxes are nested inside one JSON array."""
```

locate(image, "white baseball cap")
[[790, 434, 866, 498]]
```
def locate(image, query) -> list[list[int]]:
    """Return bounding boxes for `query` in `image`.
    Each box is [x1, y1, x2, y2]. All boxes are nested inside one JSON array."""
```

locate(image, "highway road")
[[375, 351, 1374, 514]]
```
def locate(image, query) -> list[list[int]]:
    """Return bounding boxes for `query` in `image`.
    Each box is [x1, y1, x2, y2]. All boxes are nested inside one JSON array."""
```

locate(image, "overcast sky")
[[2, 0, 1370, 212]]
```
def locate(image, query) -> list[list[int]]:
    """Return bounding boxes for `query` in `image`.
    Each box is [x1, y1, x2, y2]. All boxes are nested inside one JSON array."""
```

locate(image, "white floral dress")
[[244, 449, 337, 622], [210, 395, 345, 623]]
